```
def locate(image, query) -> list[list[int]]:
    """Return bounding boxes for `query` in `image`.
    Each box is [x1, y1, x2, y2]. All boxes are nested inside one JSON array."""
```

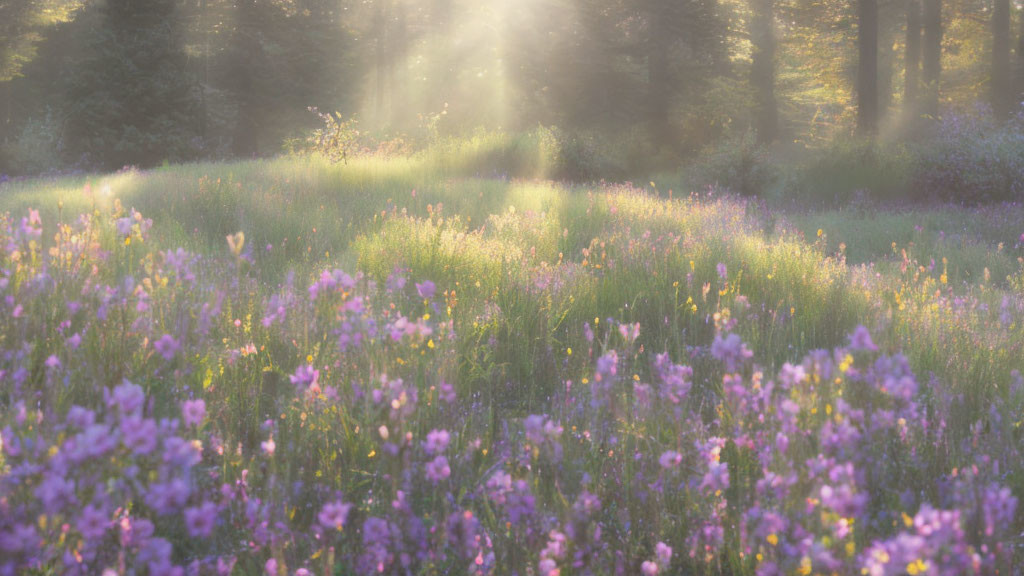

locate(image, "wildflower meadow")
[[0, 155, 1021, 576]]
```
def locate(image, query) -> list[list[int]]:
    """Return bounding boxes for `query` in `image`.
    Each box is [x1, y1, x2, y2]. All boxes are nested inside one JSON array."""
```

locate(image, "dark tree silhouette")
[[922, 0, 941, 115], [991, 0, 1011, 118], [857, 0, 879, 133], [905, 0, 922, 115], [750, 0, 779, 142]]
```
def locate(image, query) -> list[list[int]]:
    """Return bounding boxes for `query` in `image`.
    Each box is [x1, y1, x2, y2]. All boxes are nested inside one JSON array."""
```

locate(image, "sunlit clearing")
[[360, 0, 560, 133]]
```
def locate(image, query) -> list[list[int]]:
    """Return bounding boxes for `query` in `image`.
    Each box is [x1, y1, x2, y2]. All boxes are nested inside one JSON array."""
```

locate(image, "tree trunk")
[[750, 0, 778, 142], [2, 81, 10, 144], [857, 0, 879, 134], [374, 0, 390, 126], [879, 29, 895, 113], [1018, 10, 1024, 106], [991, 0, 1011, 118], [232, 0, 261, 157], [922, 0, 941, 116], [905, 0, 922, 115], [200, 0, 209, 142], [647, 16, 672, 147]]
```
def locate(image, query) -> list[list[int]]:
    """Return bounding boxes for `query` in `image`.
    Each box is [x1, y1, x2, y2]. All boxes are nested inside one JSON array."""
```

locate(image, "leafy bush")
[[790, 138, 912, 206], [304, 107, 362, 164], [912, 109, 1024, 204], [684, 131, 777, 196], [591, 126, 661, 178], [0, 111, 64, 176], [540, 127, 605, 182]]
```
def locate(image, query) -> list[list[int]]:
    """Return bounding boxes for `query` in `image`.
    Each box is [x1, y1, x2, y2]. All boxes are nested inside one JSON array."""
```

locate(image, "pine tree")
[[1, 0, 82, 82], [64, 0, 199, 169]]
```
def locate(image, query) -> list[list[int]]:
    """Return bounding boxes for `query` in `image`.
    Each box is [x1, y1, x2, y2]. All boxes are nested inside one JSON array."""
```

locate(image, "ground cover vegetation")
[[3, 0, 1024, 574]]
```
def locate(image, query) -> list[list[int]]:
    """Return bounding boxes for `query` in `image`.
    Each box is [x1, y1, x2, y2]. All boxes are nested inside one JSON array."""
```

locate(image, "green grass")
[[4, 150, 1021, 409], [3, 145, 1023, 574]]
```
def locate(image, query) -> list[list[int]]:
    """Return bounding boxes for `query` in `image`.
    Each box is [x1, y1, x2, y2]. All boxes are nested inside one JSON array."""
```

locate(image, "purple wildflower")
[[289, 364, 319, 393], [700, 461, 730, 494], [710, 333, 752, 371], [67, 405, 96, 429], [572, 490, 601, 518], [77, 505, 109, 542], [121, 415, 158, 455], [153, 334, 180, 361], [655, 542, 672, 567], [110, 380, 146, 415], [596, 351, 618, 378], [425, 455, 451, 483], [184, 501, 217, 538], [386, 268, 407, 292], [147, 478, 190, 515], [163, 436, 202, 467], [659, 451, 682, 469], [848, 325, 878, 352], [654, 353, 693, 404], [116, 217, 134, 237], [438, 380, 456, 403], [318, 499, 353, 531], [618, 322, 640, 343], [416, 280, 436, 299], [182, 399, 206, 428], [423, 429, 450, 455], [261, 436, 276, 456], [35, 475, 76, 515]]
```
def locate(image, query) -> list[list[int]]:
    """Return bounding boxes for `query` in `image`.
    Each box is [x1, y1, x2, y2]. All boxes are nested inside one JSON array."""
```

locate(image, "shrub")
[[304, 107, 362, 164], [684, 131, 777, 196], [911, 108, 1024, 204], [551, 129, 604, 182], [592, 126, 660, 178], [791, 138, 912, 206], [528, 125, 603, 182], [0, 111, 64, 176]]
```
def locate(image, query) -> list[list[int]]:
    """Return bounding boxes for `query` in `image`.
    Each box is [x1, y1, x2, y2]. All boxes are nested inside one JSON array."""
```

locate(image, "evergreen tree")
[[64, 0, 199, 169], [1, 0, 83, 82]]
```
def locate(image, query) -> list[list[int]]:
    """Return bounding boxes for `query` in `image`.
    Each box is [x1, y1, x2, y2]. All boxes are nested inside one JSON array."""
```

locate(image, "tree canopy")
[[1, 0, 1022, 174]]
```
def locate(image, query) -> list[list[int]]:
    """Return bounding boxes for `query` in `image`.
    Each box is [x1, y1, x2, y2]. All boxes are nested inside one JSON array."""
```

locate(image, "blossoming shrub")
[[912, 109, 1024, 204]]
